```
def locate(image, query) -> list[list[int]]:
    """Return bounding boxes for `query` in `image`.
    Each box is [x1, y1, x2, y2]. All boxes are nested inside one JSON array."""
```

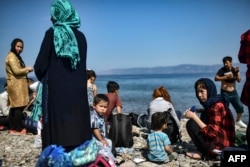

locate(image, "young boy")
[[147, 112, 178, 163], [90, 94, 115, 161], [105, 81, 122, 122]]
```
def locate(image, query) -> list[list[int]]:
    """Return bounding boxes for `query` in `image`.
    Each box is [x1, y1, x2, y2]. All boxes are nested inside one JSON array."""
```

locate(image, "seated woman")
[[147, 86, 181, 130], [184, 78, 235, 160]]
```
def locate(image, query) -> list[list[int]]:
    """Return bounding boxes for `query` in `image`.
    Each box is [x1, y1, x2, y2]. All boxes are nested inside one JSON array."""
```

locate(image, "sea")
[[0, 72, 248, 124]]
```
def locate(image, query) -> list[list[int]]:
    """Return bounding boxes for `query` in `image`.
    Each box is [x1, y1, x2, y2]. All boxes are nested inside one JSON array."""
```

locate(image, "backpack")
[[108, 113, 134, 148], [162, 109, 181, 144]]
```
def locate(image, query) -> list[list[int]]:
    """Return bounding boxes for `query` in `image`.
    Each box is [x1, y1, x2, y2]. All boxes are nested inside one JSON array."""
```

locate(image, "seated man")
[[0, 82, 10, 130]]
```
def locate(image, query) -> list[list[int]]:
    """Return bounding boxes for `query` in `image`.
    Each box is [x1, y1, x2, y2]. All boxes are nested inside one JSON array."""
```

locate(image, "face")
[[224, 60, 232, 70], [89, 77, 95, 84], [93, 100, 108, 115], [15, 42, 23, 54], [196, 87, 208, 103]]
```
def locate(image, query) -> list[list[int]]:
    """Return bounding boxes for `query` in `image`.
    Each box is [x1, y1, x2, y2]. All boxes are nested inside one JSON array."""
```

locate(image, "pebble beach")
[[0, 118, 246, 167]]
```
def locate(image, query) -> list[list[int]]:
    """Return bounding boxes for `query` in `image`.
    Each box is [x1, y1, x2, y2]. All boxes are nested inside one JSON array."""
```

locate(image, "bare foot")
[[186, 152, 202, 160]]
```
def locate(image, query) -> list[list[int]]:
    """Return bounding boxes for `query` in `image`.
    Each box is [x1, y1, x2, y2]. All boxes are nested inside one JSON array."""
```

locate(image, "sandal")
[[185, 152, 202, 160]]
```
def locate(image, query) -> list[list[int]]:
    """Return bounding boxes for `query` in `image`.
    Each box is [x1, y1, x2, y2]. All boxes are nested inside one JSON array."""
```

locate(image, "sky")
[[0, 0, 250, 77]]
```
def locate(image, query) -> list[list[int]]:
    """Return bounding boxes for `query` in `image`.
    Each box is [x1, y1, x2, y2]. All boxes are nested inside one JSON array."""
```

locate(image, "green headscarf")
[[51, 0, 81, 69]]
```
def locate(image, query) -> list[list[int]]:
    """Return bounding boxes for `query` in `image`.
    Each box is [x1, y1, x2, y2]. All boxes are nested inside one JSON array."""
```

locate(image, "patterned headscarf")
[[51, 0, 81, 69], [194, 78, 222, 110]]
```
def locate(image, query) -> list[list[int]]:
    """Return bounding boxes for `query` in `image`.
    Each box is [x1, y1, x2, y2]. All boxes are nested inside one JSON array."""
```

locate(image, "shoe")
[[236, 120, 247, 128]]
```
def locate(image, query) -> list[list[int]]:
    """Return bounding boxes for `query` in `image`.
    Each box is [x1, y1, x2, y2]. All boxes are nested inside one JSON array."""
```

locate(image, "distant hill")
[[98, 63, 247, 75]]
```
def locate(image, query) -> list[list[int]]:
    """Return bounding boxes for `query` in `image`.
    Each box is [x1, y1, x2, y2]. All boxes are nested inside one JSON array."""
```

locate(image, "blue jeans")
[[221, 89, 244, 113]]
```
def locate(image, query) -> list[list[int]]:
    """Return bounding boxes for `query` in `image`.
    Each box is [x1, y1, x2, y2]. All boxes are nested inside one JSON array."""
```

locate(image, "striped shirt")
[[147, 131, 171, 162]]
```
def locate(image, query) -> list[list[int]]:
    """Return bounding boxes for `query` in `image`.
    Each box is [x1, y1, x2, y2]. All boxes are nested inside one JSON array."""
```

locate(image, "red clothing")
[[200, 102, 235, 155], [238, 29, 250, 107], [105, 93, 122, 121]]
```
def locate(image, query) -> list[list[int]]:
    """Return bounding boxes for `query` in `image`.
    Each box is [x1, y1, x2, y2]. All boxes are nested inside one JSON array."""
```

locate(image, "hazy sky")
[[0, 0, 250, 77]]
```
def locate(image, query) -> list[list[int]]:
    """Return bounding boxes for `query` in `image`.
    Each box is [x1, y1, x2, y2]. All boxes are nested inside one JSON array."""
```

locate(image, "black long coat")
[[34, 28, 92, 149]]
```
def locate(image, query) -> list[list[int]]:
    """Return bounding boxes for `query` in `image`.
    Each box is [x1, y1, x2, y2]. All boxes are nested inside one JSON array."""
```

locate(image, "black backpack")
[[108, 113, 134, 148], [162, 109, 181, 144]]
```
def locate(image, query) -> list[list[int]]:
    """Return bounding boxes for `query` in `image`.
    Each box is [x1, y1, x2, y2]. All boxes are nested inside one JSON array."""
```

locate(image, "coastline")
[[0, 118, 246, 167]]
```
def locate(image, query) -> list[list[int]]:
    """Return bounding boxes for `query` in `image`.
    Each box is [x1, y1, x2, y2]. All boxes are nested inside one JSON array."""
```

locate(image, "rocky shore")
[[0, 118, 246, 167]]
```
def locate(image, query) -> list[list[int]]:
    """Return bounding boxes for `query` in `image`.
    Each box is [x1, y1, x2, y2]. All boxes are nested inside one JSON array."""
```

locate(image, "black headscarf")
[[10, 38, 25, 67], [195, 78, 222, 110]]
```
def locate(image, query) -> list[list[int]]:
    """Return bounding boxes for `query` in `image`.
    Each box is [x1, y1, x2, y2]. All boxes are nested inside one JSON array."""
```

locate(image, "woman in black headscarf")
[[5, 38, 33, 134], [34, 0, 92, 152], [184, 78, 235, 159]]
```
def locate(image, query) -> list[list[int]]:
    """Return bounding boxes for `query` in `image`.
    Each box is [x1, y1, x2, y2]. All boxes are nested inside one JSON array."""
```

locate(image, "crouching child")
[[147, 112, 178, 164], [90, 94, 115, 161]]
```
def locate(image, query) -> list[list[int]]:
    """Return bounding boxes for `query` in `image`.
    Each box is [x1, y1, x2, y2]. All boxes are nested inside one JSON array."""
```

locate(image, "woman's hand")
[[184, 109, 197, 119], [26, 67, 33, 73]]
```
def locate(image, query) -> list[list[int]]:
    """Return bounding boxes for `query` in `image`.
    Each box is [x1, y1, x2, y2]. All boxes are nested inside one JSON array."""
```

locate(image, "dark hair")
[[3, 82, 7, 89], [86, 69, 96, 79], [10, 38, 23, 54], [93, 94, 109, 105], [107, 81, 120, 93], [222, 56, 232, 63], [151, 112, 167, 130]]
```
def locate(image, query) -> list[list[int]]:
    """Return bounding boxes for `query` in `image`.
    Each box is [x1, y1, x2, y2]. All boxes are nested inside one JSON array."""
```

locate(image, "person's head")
[[152, 86, 173, 104], [222, 56, 233, 69], [93, 94, 109, 116], [195, 78, 218, 107], [87, 69, 96, 84], [151, 112, 167, 131], [50, 0, 80, 26], [107, 81, 120, 93], [10, 38, 24, 55]]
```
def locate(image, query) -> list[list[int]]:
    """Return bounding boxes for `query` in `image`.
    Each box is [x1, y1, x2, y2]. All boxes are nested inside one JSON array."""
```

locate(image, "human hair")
[[222, 56, 232, 63], [3, 82, 7, 89], [152, 86, 173, 104], [86, 69, 96, 80], [151, 112, 167, 131], [107, 81, 120, 93], [93, 94, 109, 105], [195, 80, 207, 90], [10, 38, 23, 54]]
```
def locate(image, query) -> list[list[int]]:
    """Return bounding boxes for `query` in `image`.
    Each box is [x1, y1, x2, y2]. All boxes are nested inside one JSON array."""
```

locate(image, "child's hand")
[[101, 139, 109, 147]]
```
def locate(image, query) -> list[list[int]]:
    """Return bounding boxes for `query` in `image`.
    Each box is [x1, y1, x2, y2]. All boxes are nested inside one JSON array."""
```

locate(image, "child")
[[147, 112, 178, 163], [90, 94, 115, 161], [105, 81, 122, 122], [87, 69, 97, 110]]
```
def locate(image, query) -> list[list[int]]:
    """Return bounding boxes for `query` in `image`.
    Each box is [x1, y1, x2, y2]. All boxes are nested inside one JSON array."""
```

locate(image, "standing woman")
[[5, 38, 33, 134], [238, 29, 250, 147], [34, 0, 92, 152], [87, 69, 98, 110]]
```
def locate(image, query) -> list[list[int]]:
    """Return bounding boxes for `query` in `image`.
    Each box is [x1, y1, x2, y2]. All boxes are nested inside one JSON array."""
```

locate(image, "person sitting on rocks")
[[184, 78, 235, 160], [147, 112, 178, 164], [0, 82, 10, 130]]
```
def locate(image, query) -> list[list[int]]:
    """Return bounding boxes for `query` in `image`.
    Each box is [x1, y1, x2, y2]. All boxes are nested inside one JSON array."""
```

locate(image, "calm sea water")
[[0, 73, 248, 123]]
